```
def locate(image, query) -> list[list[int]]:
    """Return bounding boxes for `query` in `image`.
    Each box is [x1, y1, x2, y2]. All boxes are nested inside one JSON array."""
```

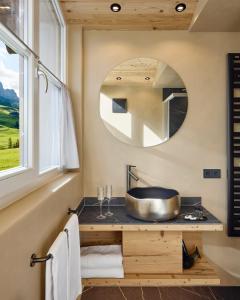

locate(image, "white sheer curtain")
[[39, 78, 61, 172], [60, 87, 80, 169]]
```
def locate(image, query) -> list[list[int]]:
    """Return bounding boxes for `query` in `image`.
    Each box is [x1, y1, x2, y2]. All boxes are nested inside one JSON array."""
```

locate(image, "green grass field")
[[0, 126, 19, 150], [0, 105, 20, 171], [0, 148, 20, 171]]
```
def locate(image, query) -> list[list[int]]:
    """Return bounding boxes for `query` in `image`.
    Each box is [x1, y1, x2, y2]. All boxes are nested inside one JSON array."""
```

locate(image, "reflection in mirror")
[[100, 58, 188, 147]]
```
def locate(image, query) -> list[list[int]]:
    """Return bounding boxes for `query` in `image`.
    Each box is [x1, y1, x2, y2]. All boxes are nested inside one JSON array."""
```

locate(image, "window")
[[40, 0, 61, 77], [0, 0, 66, 208], [39, 0, 65, 173], [0, 0, 25, 39], [0, 38, 28, 174]]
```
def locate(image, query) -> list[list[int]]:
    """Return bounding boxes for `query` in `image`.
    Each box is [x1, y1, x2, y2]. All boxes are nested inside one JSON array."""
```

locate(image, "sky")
[[0, 40, 19, 96]]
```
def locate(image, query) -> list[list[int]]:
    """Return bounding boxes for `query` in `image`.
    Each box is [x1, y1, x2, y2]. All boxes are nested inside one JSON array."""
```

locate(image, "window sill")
[[39, 166, 61, 176], [0, 166, 31, 181]]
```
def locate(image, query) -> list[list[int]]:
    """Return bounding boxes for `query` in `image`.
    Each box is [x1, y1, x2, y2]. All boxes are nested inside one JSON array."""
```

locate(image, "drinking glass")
[[105, 185, 113, 217], [96, 186, 106, 220]]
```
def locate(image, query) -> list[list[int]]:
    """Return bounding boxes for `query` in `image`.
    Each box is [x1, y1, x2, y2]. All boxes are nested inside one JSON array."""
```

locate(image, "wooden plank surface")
[[79, 223, 223, 232], [82, 257, 221, 286], [81, 231, 122, 246], [122, 231, 182, 256], [123, 255, 182, 274], [183, 232, 203, 253], [59, 0, 199, 30]]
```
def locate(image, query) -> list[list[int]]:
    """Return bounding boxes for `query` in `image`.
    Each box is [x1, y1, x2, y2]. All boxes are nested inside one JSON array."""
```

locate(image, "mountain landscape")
[[0, 81, 20, 171], [0, 82, 19, 108]]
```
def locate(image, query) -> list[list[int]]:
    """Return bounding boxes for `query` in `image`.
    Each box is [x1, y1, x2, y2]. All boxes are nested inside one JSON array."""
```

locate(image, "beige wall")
[[101, 86, 166, 147], [0, 25, 84, 300], [82, 30, 240, 277], [0, 173, 82, 300]]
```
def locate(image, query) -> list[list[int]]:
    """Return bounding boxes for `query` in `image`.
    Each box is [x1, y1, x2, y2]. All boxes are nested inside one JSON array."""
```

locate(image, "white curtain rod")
[[38, 61, 66, 88]]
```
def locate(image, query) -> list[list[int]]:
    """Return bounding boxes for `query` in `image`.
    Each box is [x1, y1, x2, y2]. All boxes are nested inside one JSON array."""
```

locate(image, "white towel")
[[64, 214, 82, 300], [45, 232, 68, 300], [81, 245, 123, 269], [81, 267, 124, 278]]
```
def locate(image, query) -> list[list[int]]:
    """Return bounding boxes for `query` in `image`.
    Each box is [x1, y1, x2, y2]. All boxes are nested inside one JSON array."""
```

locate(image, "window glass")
[[39, 76, 61, 172], [0, 39, 26, 172], [39, 0, 61, 77], [0, 0, 25, 38]]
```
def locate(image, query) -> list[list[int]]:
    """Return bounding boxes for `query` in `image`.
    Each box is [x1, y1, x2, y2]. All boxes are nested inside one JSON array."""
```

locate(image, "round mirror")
[[100, 58, 188, 147]]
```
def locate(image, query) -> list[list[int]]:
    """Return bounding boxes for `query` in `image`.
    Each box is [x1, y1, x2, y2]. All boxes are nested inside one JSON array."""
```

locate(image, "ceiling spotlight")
[[145, 77, 151, 80], [175, 3, 186, 12], [116, 77, 122, 80], [0, 5, 11, 10], [110, 3, 121, 12]]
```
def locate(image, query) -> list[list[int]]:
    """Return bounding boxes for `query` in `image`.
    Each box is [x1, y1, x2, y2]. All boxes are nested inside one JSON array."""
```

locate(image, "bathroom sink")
[[125, 187, 180, 222]]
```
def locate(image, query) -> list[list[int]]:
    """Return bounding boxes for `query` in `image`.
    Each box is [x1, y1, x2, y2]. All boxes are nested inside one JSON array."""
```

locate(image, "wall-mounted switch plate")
[[203, 169, 221, 179]]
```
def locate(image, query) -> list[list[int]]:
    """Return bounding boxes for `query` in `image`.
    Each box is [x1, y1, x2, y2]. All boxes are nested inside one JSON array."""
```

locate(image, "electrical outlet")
[[203, 169, 221, 179]]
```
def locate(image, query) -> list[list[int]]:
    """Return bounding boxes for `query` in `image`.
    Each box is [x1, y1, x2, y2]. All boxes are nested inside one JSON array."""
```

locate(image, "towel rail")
[[68, 208, 78, 215], [30, 253, 53, 267]]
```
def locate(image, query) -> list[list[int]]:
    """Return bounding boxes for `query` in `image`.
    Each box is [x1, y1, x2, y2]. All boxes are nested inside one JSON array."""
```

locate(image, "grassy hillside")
[[0, 104, 20, 170], [0, 148, 19, 171], [0, 105, 19, 128], [0, 126, 19, 150]]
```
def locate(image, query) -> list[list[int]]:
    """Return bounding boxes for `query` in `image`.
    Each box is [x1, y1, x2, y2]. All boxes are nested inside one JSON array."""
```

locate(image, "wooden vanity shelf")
[[82, 257, 220, 287], [80, 230, 221, 286]]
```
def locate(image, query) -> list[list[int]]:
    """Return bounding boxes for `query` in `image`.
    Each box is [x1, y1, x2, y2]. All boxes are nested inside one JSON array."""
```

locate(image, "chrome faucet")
[[127, 165, 139, 191]]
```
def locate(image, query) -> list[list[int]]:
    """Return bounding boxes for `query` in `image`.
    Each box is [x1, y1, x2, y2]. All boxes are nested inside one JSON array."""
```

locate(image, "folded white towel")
[[81, 245, 123, 269], [45, 232, 68, 300], [64, 214, 82, 300], [81, 267, 124, 278]]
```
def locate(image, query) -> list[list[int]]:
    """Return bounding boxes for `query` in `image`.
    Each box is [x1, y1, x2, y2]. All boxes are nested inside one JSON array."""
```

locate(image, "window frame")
[[0, 0, 66, 208], [38, 0, 66, 174], [0, 23, 33, 179]]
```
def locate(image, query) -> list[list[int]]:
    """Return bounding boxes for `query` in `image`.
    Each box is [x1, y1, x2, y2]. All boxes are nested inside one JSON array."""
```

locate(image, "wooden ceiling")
[[103, 58, 185, 87], [59, 0, 199, 30]]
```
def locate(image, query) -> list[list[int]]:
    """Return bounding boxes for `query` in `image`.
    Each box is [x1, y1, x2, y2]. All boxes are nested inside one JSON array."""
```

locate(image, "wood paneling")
[[102, 57, 185, 87], [81, 231, 122, 246], [60, 0, 199, 30], [183, 232, 203, 253], [122, 231, 182, 256], [122, 231, 182, 274], [79, 223, 224, 231], [82, 257, 220, 286], [123, 255, 182, 274]]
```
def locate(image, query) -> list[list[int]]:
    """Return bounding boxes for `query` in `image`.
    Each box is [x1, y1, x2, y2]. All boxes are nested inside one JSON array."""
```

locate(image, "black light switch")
[[203, 169, 221, 179]]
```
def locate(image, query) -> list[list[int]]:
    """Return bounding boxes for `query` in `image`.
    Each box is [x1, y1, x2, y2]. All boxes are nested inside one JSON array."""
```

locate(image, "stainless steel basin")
[[125, 187, 180, 222]]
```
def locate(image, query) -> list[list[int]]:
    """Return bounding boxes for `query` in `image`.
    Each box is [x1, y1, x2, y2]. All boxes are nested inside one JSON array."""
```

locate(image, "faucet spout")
[[127, 165, 139, 191], [129, 171, 139, 182]]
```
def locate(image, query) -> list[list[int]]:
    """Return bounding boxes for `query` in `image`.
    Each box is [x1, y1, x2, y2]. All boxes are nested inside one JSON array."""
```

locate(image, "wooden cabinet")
[[79, 224, 222, 286], [122, 231, 182, 274]]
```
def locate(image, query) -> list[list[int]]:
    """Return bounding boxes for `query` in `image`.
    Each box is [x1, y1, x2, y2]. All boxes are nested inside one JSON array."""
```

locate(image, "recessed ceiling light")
[[145, 77, 151, 80], [0, 5, 11, 10], [110, 3, 121, 12], [116, 77, 122, 80], [175, 3, 186, 12]]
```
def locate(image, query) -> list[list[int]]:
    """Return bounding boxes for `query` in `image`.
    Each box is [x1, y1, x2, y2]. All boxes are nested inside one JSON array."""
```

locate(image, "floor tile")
[[119, 287, 143, 300], [142, 287, 161, 300], [81, 287, 124, 300], [159, 287, 214, 300], [81, 286, 240, 300], [210, 287, 240, 300]]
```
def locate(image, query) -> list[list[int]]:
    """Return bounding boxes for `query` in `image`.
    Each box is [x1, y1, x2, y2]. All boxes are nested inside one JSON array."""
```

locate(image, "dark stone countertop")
[[77, 197, 222, 225]]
